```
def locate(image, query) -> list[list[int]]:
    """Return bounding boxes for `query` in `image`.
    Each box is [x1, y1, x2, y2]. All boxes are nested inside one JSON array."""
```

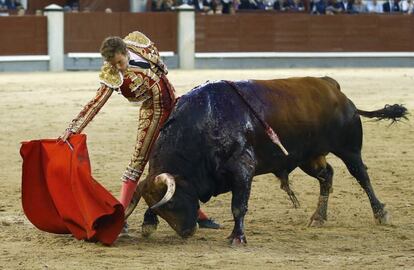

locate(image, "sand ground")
[[0, 68, 413, 269]]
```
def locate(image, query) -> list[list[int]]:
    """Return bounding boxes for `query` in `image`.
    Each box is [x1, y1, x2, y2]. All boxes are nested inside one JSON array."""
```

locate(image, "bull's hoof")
[[227, 233, 247, 246], [308, 218, 325, 227], [375, 209, 391, 225], [230, 236, 247, 246], [141, 224, 158, 238], [141, 209, 159, 237]]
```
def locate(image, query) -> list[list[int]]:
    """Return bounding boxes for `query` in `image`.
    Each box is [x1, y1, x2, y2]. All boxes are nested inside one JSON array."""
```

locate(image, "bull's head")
[[125, 173, 198, 238]]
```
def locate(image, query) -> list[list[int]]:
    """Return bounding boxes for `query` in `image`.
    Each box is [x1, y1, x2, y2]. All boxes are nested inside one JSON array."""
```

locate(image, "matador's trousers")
[[122, 76, 175, 182]]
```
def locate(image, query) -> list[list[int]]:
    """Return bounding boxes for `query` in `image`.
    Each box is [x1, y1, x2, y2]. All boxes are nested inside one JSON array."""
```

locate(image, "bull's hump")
[[174, 80, 235, 117]]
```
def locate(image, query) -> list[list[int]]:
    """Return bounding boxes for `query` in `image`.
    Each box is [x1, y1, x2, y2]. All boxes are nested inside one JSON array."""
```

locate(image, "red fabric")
[[20, 134, 124, 245]]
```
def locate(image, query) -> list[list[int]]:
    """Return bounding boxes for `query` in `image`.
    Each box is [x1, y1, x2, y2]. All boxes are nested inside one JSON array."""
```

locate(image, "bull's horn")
[[124, 179, 146, 219], [150, 173, 176, 209]]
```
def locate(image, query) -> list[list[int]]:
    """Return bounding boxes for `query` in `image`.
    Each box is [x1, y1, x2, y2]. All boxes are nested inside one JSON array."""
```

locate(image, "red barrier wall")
[[0, 16, 47, 55], [64, 12, 177, 53], [2, 13, 414, 56], [196, 14, 414, 52]]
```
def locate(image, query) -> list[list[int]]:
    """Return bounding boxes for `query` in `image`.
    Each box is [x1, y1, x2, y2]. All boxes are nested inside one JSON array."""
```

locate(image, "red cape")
[[20, 134, 124, 245]]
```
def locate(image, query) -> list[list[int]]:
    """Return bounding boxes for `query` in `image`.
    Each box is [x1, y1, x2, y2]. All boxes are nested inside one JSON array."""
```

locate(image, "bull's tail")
[[357, 104, 409, 123]]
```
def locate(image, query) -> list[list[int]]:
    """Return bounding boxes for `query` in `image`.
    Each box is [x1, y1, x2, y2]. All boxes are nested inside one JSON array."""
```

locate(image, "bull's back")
[[173, 77, 355, 147], [251, 77, 352, 132]]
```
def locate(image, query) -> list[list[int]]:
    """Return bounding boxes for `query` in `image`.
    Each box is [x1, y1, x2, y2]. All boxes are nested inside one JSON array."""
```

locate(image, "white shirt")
[[128, 50, 149, 67], [367, 1, 383, 12]]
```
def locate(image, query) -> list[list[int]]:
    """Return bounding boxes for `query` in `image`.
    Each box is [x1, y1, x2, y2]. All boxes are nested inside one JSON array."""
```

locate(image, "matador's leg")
[[120, 85, 170, 210]]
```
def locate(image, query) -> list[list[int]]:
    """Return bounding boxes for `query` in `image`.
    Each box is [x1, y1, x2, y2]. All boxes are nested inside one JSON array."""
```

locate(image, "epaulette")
[[123, 31, 167, 73], [99, 62, 123, 89], [124, 31, 152, 49]]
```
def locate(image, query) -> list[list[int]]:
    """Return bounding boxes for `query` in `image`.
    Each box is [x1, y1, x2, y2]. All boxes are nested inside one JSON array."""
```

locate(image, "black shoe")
[[197, 218, 221, 229]]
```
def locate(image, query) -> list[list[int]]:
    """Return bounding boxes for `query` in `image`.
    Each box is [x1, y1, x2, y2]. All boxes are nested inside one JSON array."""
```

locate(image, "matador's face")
[[109, 52, 128, 73]]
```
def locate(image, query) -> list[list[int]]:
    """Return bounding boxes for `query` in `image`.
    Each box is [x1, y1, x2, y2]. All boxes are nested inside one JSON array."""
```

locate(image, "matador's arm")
[[67, 85, 114, 134]]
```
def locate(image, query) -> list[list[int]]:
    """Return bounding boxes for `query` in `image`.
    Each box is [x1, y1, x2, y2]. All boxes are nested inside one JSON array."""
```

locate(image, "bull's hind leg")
[[274, 171, 300, 208], [300, 156, 333, 227], [337, 151, 390, 225]]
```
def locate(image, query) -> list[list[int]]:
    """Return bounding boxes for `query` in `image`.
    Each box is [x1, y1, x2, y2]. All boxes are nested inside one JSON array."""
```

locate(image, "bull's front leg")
[[142, 208, 159, 237], [227, 150, 256, 245], [228, 183, 251, 245]]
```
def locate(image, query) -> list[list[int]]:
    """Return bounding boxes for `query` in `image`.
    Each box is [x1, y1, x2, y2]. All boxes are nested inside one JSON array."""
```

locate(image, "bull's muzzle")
[[178, 226, 197, 238]]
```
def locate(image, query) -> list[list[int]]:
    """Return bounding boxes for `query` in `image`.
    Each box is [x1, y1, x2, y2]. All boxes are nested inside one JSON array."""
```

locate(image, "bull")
[[126, 77, 408, 244]]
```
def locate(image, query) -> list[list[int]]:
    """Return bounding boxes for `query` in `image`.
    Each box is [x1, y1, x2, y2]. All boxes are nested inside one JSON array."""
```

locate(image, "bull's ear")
[[150, 173, 176, 209]]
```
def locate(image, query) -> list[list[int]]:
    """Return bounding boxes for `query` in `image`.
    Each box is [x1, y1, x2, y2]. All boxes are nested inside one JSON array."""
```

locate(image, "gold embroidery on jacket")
[[99, 63, 123, 88], [140, 108, 154, 119], [124, 69, 144, 92], [131, 77, 151, 101], [138, 118, 151, 130]]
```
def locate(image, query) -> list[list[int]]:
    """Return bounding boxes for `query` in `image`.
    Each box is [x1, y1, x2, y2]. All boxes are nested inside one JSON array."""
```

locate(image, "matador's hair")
[[100, 36, 127, 61]]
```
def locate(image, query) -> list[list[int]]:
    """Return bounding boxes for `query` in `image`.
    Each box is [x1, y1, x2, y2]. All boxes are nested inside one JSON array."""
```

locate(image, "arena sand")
[[0, 69, 413, 269]]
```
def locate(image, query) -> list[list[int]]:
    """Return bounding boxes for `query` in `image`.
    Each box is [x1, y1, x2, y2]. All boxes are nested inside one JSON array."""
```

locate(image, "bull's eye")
[[165, 201, 174, 210]]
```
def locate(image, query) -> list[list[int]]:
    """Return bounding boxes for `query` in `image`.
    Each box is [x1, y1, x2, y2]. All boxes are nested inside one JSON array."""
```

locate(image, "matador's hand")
[[59, 129, 73, 142]]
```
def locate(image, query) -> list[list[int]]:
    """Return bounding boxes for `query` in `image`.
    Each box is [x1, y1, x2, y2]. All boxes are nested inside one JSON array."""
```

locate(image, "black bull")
[[126, 77, 408, 244]]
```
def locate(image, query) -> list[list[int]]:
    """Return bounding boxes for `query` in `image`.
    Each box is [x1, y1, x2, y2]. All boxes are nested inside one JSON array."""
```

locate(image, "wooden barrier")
[[0, 16, 47, 55], [2, 13, 414, 56], [64, 12, 177, 53], [196, 13, 414, 52]]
